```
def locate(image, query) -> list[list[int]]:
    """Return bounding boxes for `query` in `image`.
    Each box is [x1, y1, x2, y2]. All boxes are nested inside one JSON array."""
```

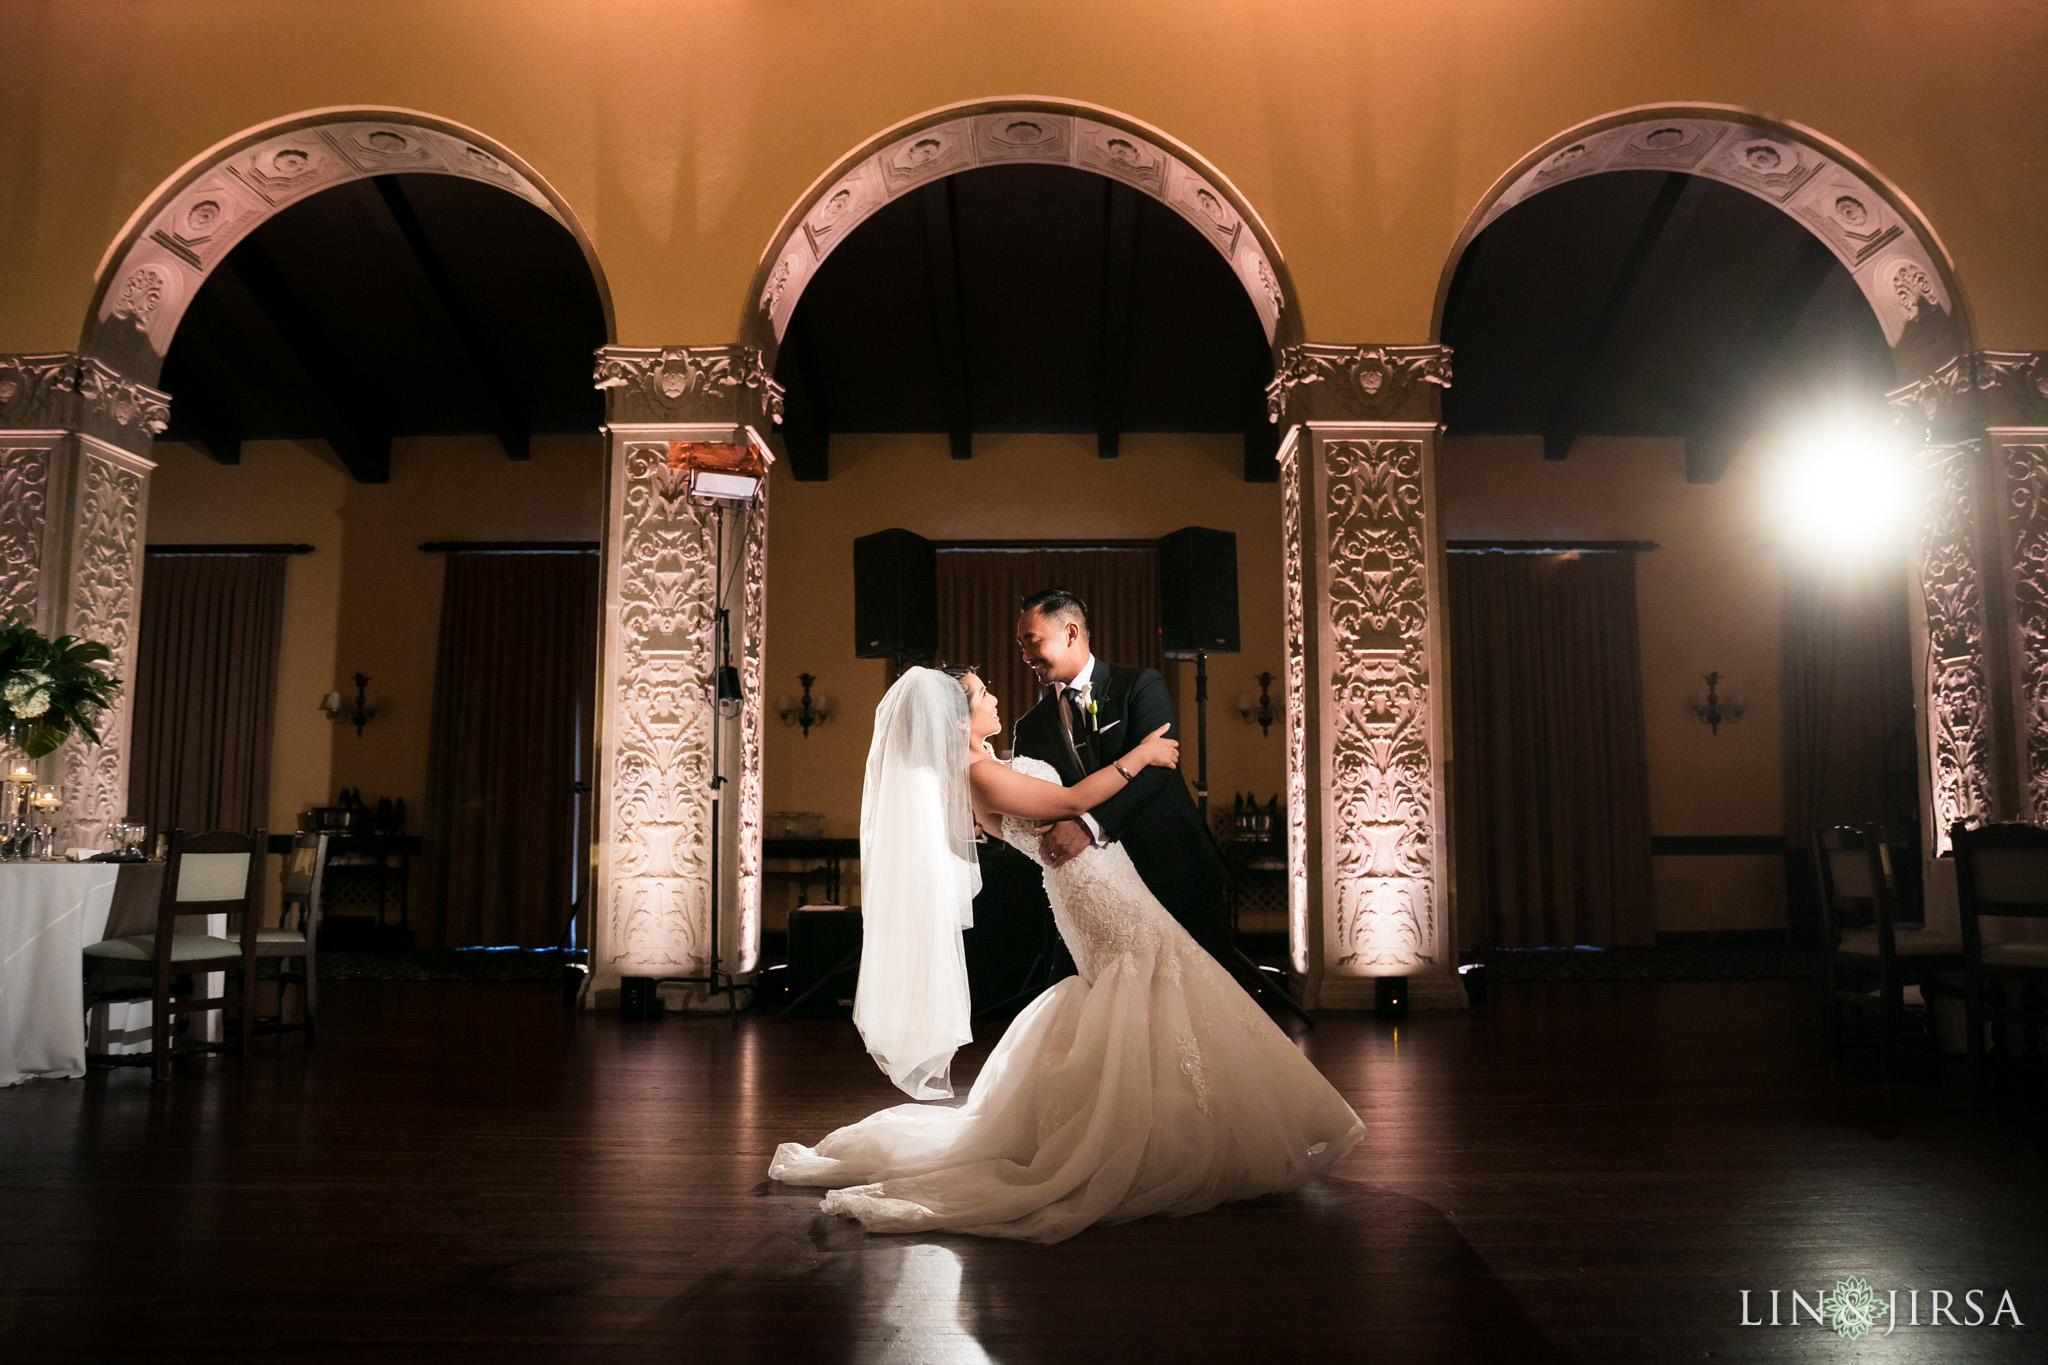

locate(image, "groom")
[[1011, 588, 1230, 962]]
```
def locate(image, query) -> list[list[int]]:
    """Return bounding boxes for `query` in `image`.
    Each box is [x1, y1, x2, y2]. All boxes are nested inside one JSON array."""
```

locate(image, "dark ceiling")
[[1441, 170, 1896, 481], [774, 163, 1278, 481], [154, 163, 1898, 491], [157, 173, 607, 483]]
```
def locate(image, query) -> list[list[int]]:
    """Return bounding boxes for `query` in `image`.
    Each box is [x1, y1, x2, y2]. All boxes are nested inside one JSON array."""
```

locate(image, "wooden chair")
[[82, 829, 263, 1080], [254, 831, 327, 1041], [1812, 823, 1963, 1067], [1950, 821, 2048, 1084]]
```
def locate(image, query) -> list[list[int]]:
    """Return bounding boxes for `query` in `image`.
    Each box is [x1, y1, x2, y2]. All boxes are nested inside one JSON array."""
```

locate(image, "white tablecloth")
[[0, 861, 208, 1084], [1, 863, 123, 1086]]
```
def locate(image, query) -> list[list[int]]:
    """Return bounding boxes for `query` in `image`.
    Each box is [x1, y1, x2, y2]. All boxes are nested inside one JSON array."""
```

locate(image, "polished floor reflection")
[[1, 978, 2042, 1362]]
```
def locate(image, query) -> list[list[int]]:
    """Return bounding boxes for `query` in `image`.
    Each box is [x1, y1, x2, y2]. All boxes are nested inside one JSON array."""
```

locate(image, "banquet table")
[[0, 861, 167, 1085]]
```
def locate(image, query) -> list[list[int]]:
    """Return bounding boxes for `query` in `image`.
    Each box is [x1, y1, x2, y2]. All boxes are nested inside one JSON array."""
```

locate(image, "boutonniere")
[[1078, 683, 1101, 731]]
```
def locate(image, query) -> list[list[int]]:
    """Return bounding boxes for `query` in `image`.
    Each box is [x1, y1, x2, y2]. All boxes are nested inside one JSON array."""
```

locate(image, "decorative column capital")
[[0, 353, 169, 457], [593, 344, 785, 431], [1888, 350, 2048, 437], [1266, 343, 1452, 428]]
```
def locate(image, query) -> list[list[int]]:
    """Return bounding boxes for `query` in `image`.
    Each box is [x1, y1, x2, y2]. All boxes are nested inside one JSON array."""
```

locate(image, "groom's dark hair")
[[1019, 587, 1089, 637]]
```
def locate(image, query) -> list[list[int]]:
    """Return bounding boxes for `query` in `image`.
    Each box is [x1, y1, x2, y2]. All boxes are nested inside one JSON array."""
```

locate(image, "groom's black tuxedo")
[[1012, 660, 1230, 960]]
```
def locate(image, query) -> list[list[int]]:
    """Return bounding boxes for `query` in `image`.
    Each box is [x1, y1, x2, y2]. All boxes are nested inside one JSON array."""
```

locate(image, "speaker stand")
[[651, 503, 743, 1030]]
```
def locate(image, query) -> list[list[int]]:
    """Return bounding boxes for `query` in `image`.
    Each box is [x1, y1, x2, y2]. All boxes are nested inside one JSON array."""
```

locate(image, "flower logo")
[[1826, 1276, 1881, 1341]]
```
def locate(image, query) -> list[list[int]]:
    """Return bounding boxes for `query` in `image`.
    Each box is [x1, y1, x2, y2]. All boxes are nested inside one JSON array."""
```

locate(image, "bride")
[[769, 666, 1363, 1245]]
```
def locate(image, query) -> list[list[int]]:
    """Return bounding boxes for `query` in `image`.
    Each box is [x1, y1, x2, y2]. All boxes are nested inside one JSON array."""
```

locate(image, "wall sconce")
[[320, 673, 380, 737], [777, 673, 833, 738], [1236, 671, 1279, 737], [1687, 671, 1746, 736]]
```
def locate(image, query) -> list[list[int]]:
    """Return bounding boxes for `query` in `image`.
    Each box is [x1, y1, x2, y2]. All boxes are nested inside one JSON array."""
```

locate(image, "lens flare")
[[1768, 419, 1915, 556]]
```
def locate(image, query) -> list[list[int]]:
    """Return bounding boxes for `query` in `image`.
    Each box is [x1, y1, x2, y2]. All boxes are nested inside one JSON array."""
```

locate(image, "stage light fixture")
[[667, 438, 771, 502]]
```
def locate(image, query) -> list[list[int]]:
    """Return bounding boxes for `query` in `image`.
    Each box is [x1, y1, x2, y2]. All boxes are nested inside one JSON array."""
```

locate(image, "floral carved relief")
[[594, 346, 785, 429], [2003, 442, 2048, 822], [1279, 434, 1310, 975], [1321, 439, 1437, 970], [1916, 441, 1997, 850], [1267, 345, 1452, 427], [1888, 351, 2048, 432], [604, 443, 721, 972], [736, 477, 769, 975], [0, 354, 169, 458], [55, 451, 145, 848], [0, 444, 52, 627]]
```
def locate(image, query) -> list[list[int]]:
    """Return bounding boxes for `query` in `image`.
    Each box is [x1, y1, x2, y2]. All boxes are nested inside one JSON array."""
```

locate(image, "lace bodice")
[[998, 755, 1175, 982]]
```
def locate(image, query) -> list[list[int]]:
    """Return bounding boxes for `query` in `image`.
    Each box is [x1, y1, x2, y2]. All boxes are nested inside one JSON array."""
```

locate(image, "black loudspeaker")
[[1157, 526, 1240, 658], [785, 906, 863, 1018], [853, 528, 938, 660]]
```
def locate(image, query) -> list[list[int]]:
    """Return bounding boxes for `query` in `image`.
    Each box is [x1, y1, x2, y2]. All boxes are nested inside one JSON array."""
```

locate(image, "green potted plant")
[[0, 619, 123, 761]]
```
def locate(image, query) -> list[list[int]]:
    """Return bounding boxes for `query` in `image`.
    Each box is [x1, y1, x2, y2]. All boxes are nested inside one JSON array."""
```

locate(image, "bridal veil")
[[854, 666, 981, 1099]]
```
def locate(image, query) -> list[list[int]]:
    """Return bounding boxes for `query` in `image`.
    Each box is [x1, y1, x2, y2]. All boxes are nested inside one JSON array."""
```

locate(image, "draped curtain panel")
[[127, 553, 287, 841], [1780, 556, 1916, 838], [936, 546, 1163, 756], [421, 552, 600, 949], [1448, 552, 1655, 949]]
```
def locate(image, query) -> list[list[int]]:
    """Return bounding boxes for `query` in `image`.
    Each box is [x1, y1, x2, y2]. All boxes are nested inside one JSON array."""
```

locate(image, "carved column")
[[589, 346, 782, 1008], [0, 354, 167, 847], [1909, 438, 2004, 847], [1269, 344, 1460, 1009], [1948, 352, 2048, 824], [1890, 352, 2044, 845]]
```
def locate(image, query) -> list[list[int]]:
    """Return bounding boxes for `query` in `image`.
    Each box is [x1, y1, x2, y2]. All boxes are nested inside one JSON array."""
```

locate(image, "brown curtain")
[[936, 545, 1163, 754], [421, 551, 599, 949], [1781, 555, 1915, 837], [127, 553, 287, 840], [1448, 551, 1655, 948]]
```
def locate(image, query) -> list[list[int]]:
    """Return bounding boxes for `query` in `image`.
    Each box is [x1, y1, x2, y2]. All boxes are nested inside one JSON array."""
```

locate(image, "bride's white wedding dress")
[[769, 756, 1364, 1244]]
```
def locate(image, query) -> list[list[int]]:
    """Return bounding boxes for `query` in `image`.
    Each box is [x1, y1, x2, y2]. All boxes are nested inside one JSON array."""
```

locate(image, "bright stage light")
[[1767, 418, 1916, 556]]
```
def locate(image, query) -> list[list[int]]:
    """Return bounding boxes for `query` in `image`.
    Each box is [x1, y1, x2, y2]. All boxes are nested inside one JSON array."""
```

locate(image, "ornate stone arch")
[[1431, 105, 2006, 894], [739, 96, 1304, 362], [82, 106, 616, 383], [1432, 103, 1973, 377]]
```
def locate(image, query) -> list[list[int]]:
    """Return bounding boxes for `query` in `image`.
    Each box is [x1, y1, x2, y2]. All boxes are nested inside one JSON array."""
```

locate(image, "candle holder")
[[29, 786, 60, 859], [2, 764, 34, 861]]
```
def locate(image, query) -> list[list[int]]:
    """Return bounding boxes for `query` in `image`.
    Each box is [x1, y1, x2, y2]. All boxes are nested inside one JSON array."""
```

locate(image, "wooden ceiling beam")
[[366, 176, 531, 462], [208, 244, 393, 483], [1542, 172, 1691, 462], [1684, 233, 1841, 483], [920, 178, 974, 460], [1096, 180, 1139, 459], [159, 365, 243, 466]]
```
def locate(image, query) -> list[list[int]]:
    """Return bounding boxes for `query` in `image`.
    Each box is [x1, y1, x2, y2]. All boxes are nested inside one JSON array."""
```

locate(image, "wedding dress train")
[[770, 756, 1364, 1244]]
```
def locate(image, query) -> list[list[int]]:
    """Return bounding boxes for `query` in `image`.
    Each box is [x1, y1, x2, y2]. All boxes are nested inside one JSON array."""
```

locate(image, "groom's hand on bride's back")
[[1035, 818, 1094, 870]]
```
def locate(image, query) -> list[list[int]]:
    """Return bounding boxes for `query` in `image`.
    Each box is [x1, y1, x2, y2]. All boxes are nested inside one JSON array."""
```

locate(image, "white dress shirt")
[[1061, 655, 1108, 846]]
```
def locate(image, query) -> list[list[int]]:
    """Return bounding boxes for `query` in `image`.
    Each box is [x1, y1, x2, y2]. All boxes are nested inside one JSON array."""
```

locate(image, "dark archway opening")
[[158, 173, 607, 483], [773, 162, 1277, 482], [1439, 168, 1918, 956]]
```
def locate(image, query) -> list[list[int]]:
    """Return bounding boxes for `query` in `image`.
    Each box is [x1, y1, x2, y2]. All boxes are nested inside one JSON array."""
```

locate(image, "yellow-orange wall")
[[2, 1, 2044, 358]]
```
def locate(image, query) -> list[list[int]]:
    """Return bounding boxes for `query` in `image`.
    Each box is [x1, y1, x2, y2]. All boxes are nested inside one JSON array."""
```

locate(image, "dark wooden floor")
[[2, 979, 2043, 1363]]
